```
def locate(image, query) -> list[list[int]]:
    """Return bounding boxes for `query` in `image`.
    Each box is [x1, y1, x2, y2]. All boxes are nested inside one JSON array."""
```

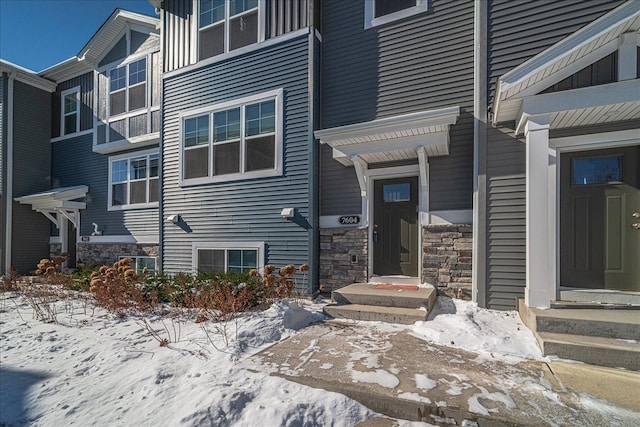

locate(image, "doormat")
[[373, 284, 419, 291]]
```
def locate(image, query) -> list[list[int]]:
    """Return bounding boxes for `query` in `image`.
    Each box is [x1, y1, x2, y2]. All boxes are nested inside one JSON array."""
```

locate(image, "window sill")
[[364, 2, 429, 30], [108, 202, 159, 212], [180, 168, 282, 187], [51, 129, 94, 143]]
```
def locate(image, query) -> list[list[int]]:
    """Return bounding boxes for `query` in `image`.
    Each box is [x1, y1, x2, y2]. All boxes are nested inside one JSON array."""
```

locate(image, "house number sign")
[[339, 216, 361, 225]]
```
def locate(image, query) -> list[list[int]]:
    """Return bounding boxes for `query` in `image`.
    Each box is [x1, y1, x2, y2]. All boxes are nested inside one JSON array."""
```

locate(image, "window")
[[61, 87, 80, 135], [383, 183, 411, 202], [109, 57, 147, 117], [198, 0, 260, 60], [572, 156, 622, 186], [364, 0, 428, 29], [109, 150, 159, 209], [119, 256, 157, 274], [181, 89, 282, 185], [193, 241, 264, 274]]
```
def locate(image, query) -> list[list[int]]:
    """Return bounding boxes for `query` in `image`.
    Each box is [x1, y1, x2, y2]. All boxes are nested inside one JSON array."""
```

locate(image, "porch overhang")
[[315, 106, 460, 166], [15, 185, 88, 229], [492, 1, 640, 126]]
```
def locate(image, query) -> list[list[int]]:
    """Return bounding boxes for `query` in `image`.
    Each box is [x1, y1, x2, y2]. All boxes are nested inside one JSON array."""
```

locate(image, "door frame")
[[365, 164, 425, 279], [550, 129, 640, 293]]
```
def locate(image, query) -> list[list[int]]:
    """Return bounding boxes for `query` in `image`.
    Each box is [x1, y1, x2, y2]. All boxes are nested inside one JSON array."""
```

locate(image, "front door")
[[373, 177, 418, 276], [560, 146, 640, 290]]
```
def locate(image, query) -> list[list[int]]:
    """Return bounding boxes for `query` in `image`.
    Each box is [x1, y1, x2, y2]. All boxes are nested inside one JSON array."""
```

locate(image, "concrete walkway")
[[251, 320, 640, 426]]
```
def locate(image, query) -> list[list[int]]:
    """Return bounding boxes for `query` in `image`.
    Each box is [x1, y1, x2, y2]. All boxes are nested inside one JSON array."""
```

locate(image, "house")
[[476, 0, 640, 310], [1, 10, 161, 275], [1, 0, 638, 315]]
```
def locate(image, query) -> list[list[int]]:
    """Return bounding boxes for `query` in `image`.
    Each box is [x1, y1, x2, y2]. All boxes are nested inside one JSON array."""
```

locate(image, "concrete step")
[[560, 289, 640, 305], [332, 283, 437, 310], [550, 300, 640, 310], [369, 276, 422, 286], [519, 301, 640, 340], [537, 332, 640, 371], [324, 303, 427, 324]]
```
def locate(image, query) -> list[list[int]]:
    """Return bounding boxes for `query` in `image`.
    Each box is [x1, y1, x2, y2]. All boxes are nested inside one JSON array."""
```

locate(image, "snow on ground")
[[411, 297, 542, 361], [0, 295, 373, 427]]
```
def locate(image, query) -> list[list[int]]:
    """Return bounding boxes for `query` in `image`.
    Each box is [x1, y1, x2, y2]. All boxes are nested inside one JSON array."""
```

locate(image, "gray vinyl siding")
[[162, 34, 316, 284], [11, 81, 52, 274], [51, 71, 94, 138], [320, 0, 475, 215], [0, 74, 4, 194], [99, 36, 127, 68], [481, 0, 626, 309], [52, 133, 159, 241], [162, 0, 317, 73]]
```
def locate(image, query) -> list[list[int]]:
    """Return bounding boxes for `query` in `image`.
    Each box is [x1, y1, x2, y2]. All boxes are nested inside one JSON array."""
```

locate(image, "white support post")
[[618, 32, 638, 81], [352, 155, 369, 227], [60, 216, 69, 258], [524, 115, 554, 308], [416, 146, 430, 223]]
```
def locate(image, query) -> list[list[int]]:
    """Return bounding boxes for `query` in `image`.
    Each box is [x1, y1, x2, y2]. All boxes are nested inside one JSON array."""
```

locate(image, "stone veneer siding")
[[49, 243, 62, 260], [422, 224, 472, 298], [320, 227, 368, 291], [52, 243, 160, 267]]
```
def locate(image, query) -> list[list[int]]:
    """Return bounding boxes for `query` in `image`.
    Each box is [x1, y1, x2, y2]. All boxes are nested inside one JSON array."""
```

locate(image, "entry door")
[[373, 177, 418, 276], [560, 146, 640, 290]]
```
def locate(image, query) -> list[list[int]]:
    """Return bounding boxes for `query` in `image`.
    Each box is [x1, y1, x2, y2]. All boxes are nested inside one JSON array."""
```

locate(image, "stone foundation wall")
[[320, 227, 368, 291], [49, 243, 62, 260], [73, 243, 159, 266], [422, 224, 472, 298]]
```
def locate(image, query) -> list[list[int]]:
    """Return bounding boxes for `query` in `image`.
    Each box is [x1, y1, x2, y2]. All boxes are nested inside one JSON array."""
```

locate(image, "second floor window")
[[199, 0, 259, 60], [61, 87, 80, 135], [181, 89, 282, 185], [365, 0, 428, 29], [109, 151, 159, 209], [109, 57, 147, 116]]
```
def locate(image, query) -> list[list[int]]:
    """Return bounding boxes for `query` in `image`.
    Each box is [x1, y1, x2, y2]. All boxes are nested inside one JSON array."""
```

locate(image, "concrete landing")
[[560, 289, 640, 306], [325, 283, 437, 324], [250, 321, 640, 425], [519, 300, 640, 370]]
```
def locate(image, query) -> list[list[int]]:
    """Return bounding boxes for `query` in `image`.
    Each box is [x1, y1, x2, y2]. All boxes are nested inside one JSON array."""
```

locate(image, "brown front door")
[[560, 146, 640, 290], [373, 177, 418, 276]]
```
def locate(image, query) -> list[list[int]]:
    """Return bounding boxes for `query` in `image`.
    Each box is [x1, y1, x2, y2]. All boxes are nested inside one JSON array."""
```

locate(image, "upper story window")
[[109, 150, 159, 210], [61, 87, 80, 136], [180, 89, 282, 186], [109, 57, 147, 117], [364, 0, 428, 29], [198, 0, 259, 60]]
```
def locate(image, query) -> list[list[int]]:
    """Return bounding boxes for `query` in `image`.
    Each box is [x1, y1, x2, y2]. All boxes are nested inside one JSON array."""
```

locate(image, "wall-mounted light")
[[280, 208, 295, 219], [166, 214, 180, 224]]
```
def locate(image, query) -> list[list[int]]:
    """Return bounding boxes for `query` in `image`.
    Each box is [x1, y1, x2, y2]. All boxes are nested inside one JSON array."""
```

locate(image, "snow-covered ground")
[[1, 292, 637, 426], [0, 295, 375, 426]]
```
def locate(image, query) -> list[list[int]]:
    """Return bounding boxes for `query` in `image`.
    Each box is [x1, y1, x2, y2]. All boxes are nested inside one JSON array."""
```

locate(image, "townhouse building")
[[1, 0, 638, 316]]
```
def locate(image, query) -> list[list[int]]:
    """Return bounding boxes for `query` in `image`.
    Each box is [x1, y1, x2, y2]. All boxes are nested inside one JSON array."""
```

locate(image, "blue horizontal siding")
[[51, 133, 159, 240], [162, 34, 315, 277]]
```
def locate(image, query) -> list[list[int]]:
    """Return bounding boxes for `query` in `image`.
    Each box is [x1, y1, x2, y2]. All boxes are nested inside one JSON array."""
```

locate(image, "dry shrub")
[[1, 269, 20, 293], [89, 258, 158, 315]]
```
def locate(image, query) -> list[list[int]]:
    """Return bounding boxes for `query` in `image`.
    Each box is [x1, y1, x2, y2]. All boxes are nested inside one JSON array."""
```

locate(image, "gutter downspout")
[[5, 70, 15, 275], [472, 0, 488, 305]]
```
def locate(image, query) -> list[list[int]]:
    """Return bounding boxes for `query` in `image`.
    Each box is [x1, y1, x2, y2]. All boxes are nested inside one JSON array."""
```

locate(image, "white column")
[[618, 33, 638, 81], [524, 115, 554, 308]]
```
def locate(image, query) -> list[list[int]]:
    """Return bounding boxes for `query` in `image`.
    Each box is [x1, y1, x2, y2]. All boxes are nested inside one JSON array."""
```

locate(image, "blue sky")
[[0, 0, 156, 72]]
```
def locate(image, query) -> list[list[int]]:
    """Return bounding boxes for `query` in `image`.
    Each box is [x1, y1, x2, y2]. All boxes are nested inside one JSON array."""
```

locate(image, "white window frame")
[[179, 88, 284, 186], [61, 86, 81, 136], [194, 0, 266, 62], [108, 148, 160, 211], [364, 0, 428, 29], [108, 56, 148, 118], [192, 241, 265, 274], [119, 255, 158, 274]]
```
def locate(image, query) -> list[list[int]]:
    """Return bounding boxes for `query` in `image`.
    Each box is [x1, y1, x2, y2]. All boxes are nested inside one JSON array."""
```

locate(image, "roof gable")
[[493, 1, 640, 124]]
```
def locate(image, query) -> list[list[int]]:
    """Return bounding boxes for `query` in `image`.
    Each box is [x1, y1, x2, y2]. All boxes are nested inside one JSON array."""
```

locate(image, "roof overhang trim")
[[0, 60, 57, 92], [15, 186, 89, 211], [493, 1, 640, 125]]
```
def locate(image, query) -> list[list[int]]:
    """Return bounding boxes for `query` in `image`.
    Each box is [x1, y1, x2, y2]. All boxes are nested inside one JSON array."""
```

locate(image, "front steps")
[[519, 299, 640, 370], [324, 280, 437, 325]]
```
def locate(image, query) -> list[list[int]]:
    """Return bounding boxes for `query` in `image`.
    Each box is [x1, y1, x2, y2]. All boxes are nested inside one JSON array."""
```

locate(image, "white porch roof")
[[314, 106, 460, 166], [493, 1, 640, 131], [15, 186, 88, 211]]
